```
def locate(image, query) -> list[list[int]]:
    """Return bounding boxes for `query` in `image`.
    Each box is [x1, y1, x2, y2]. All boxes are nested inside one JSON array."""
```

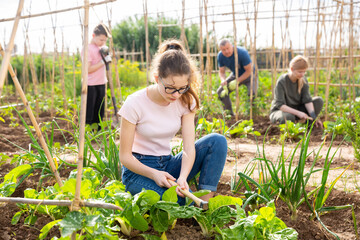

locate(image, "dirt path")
[[225, 139, 359, 193]]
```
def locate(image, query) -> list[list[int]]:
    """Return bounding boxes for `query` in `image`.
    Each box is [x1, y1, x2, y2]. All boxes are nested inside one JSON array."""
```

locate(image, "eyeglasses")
[[159, 77, 190, 94]]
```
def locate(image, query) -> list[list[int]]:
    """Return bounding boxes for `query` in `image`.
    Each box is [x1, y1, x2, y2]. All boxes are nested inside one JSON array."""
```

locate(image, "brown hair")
[[151, 39, 200, 111], [93, 23, 111, 38], [289, 55, 309, 94]]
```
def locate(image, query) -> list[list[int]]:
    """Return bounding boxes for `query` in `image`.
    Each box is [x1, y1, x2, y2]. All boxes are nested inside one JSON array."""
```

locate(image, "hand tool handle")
[[167, 179, 203, 207]]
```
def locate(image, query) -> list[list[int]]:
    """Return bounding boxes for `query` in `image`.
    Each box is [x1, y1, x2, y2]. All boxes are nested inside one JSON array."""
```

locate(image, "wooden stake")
[[348, 0, 355, 105], [0, 43, 63, 187], [73, 53, 77, 112], [250, 0, 259, 119], [22, 41, 29, 93], [48, 0, 58, 118], [314, 0, 321, 96], [26, 34, 40, 116], [0, 0, 24, 97], [60, 31, 68, 114], [198, 0, 204, 100], [271, 0, 276, 97], [204, 0, 212, 101], [338, 1, 344, 100], [144, 0, 150, 86], [107, 14, 122, 102], [324, 9, 338, 121], [73, 0, 89, 212], [181, 0, 190, 53], [232, 0, 239, 121], [158, 14, 163, 46]]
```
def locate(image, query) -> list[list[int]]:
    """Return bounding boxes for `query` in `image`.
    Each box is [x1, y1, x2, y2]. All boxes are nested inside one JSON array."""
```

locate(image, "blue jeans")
[[121, 133, 228, 205]]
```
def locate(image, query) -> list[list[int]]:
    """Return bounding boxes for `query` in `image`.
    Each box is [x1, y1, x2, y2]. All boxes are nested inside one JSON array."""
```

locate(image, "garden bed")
[[0, 109, 359, 239]]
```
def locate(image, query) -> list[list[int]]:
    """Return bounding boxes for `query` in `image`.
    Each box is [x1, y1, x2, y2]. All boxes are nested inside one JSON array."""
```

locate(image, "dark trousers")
[[217, 73, 258, 115], [269, 97, 324, 124], [86, 84, 105, 125]]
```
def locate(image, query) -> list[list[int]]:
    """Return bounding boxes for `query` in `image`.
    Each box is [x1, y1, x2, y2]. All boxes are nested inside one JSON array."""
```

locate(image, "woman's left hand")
[[315, 119, 323, 129], [175, 176, 189, 198]]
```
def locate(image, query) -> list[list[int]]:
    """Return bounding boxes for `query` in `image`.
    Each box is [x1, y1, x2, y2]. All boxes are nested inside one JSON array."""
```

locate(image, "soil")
[[0, 108, 359, 240]]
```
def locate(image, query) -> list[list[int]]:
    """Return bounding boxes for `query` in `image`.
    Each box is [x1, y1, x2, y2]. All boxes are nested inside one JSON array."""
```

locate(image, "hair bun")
[[167, 44, 180, 51]]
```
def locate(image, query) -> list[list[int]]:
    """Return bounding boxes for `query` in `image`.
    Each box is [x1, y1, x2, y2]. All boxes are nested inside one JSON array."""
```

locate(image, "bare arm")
[[237, 63, 252, 83], [176, 112, 196, 196], [88, 60, 104, 74], [219, 66, 227, 86], [119, 118, 175, 188]]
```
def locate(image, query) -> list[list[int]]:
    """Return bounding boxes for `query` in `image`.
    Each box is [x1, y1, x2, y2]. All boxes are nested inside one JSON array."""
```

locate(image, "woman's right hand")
[[297, 111, 312, 120], [152, 170, 176, 189]]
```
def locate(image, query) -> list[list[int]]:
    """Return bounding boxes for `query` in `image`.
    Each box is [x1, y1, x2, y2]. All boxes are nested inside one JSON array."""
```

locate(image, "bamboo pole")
[[158, 14, 163, 45], [0, 0, 24, 98], [198, 0, 205, 100], [42, 40, 47, 98], [22, 41, 29, 93], [73, 0, 89, 212], [338, 1, 344, 100], [107, 14, 122, 102], [72, 53, 76, 110], [144, 0, 150, 86], [348, 0, 355, 105], [271, 0, 276, 97], [314, 0, 321, 96], [308, 82, 360, 87], [0, 43, 63, 187], [26, 35, 40, 116], [181, 0, 190, 53], [324, 10, 338, 121], [113, 48, 122, 102], [0, 0, 116, 23], [60, 31, 68, 114], [204, 0, 212, 101], [232, 0, 239, 121], [212, 20, 218, 73], [140, 48, 144, 70], [48, 0, 58, 118], [304, 0, 310, 57], [0, 197, 123, 211], [249, 0, 259, 119], [132, 40, 135, 62]]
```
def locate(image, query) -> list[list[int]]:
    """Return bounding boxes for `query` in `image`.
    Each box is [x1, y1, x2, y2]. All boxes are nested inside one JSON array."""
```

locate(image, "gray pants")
[[217, 73, 258, 115], [269, 97, 324, 124]]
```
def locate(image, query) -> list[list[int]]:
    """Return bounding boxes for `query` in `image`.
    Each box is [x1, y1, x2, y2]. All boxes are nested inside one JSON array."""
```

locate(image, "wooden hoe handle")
[[167, 179, 203, 207]]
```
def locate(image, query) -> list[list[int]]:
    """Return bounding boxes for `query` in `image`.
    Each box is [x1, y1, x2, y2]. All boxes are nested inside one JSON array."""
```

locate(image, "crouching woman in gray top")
[[270, 55, 323, 128]]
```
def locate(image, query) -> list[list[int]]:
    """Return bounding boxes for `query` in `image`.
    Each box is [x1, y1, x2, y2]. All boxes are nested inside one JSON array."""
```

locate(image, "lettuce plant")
[[215, 201, 298, 240]]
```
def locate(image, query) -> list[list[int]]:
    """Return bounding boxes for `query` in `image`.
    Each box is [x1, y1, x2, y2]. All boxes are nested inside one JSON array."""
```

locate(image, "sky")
[[0, 0, 358, 55]]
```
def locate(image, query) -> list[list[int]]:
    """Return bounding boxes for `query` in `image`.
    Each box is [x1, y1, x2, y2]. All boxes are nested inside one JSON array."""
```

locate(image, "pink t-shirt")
[[119, 88, 195, 156], [82, 43, 107, 86]]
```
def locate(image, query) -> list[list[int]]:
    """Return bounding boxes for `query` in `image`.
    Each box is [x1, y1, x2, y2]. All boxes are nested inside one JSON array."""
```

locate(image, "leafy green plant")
[[342, 109, 360, 162], [196, 117, 228, 136], [237, 124, 322, 220], [322, 118, 351, 141], [228, 119, 261, 138], [193, 195, 243, 238], [0, 164, 32, 197], [279, 120, 306, 142], [84, 120, 122, 181], [215, 201, 298, 240]]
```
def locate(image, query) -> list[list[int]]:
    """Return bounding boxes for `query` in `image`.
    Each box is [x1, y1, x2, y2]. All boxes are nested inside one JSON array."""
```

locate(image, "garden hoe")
[[167, 179, 208, 210], [100, 46, 120, 127]]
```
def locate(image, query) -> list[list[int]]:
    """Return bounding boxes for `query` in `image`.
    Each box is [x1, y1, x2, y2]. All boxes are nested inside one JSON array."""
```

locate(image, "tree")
[[112, 16, 200, 59]]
